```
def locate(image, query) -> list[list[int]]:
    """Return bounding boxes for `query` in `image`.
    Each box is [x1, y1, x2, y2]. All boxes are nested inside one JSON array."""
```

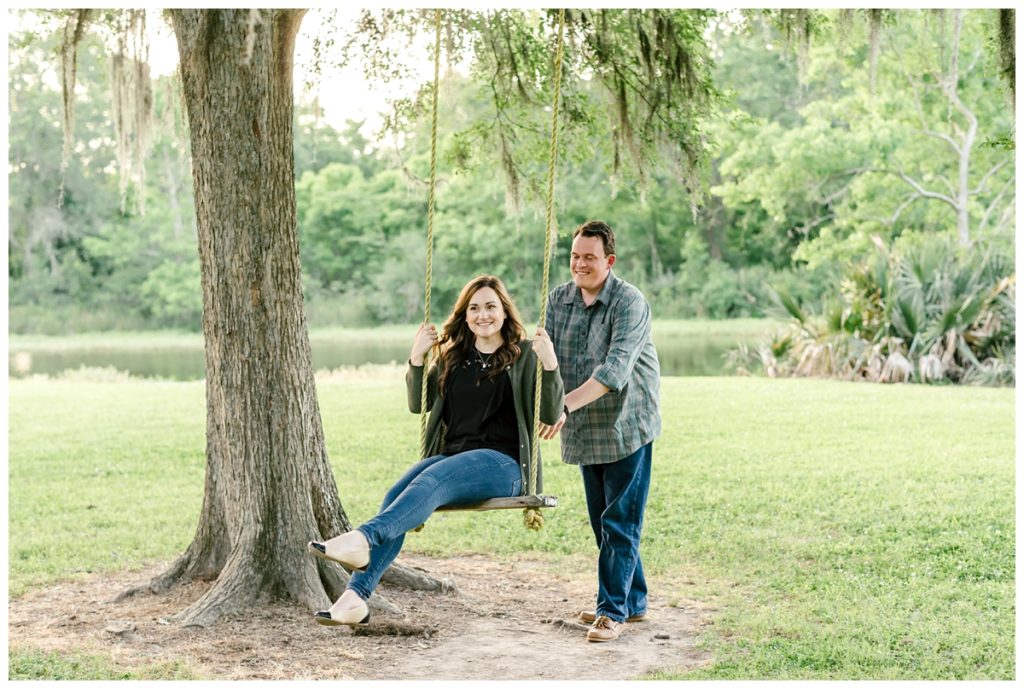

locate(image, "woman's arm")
[[530, 330, 565, 425], [538, 367, 565, 425], [406, 361, 439, 414], [407, 323, 440, 413]]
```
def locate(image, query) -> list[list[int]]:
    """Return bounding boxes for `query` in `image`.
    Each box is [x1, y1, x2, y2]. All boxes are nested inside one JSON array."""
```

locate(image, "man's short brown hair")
[[573, 220, 616, 257]]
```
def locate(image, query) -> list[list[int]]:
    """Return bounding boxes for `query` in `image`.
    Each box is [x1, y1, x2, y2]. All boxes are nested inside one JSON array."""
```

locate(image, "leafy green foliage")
[[7, 9, 1014, 334], [139, 258, 202, 325], [735, 234, 1014, 385], [713, 10, 1013, 270]]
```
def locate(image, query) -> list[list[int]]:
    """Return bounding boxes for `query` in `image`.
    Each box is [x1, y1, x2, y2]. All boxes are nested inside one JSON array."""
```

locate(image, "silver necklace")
[[475, 347, 495, 369]]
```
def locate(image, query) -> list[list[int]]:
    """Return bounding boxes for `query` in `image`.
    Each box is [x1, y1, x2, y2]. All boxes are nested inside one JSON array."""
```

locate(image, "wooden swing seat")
[[437, 494, 558, 512]]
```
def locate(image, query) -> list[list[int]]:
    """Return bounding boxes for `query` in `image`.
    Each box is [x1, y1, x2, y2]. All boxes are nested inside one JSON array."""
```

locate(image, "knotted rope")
[[524, 8, 566, 531], [419, 9, 443, 460]]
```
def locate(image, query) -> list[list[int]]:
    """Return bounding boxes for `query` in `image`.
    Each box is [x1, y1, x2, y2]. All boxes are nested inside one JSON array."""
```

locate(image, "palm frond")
[[756, 237, 1013, 387], [890, 290, 925, 339], [767, 285, 808, 325], [824, 298, 845, 333]]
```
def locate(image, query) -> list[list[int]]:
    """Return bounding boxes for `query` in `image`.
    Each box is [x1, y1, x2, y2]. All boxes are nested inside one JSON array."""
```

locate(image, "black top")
[[442, 350, 519, 460]]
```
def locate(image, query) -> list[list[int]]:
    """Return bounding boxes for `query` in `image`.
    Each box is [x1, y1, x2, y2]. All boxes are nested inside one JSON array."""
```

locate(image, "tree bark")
[[148, 8, 353, 628], [140, 9, 444, 627]]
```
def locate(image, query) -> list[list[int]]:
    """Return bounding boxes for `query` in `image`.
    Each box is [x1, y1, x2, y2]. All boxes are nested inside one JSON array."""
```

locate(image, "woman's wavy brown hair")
[[437, 275, 526, 395]]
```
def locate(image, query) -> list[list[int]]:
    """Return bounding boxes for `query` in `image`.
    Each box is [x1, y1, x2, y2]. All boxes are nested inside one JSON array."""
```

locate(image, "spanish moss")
[[836, 9, 855, 52], [777, 9, 812, 83], [58, 9, 92, 208], [110, 9, 153, 215]]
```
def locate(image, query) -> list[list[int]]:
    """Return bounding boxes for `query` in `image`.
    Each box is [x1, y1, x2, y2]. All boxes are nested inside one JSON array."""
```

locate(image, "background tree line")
[[8, 9, 1014, 334]]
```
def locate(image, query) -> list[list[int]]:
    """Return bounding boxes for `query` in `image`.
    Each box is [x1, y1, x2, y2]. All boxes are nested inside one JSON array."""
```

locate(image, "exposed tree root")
[[172, 550, 262, 628], [382, 562, 457, 593], [113, 551, 444, 623], [369, 592, 401, 615], [111, 557, 187, 603], [111, 535, 224, 604]]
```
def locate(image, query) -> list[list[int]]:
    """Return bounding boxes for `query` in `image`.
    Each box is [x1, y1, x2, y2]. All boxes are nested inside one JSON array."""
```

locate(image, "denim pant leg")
[[346, 453, 450, 600], [579, 443, 652, 623], [347, 449, 522, 600]]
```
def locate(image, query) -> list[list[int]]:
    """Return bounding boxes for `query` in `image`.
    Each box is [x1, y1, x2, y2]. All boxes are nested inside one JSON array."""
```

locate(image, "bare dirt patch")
[[9, 553, 713, 680]]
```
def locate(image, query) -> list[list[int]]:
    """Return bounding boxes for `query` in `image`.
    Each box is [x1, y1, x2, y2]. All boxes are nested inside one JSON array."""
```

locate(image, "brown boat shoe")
[[586, 615, 624, 642], [579, 610, 646, 624]]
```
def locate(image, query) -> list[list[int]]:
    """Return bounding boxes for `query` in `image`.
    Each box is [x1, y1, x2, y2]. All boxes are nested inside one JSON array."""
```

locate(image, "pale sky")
[[141, 7, 436, 134], [7, 6, 437, 135]]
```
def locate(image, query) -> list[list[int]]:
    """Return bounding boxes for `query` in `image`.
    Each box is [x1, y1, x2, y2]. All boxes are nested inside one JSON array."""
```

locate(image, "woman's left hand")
[[532, 328, 558, 371]]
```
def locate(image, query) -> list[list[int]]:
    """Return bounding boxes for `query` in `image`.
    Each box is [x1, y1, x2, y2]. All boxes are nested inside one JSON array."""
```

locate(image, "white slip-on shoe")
[[314, 597, 370, 627], [308, 530, 370, 571]]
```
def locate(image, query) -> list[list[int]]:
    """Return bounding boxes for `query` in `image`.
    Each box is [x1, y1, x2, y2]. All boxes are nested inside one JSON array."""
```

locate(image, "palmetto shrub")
[[729, 234, 1015, 386]]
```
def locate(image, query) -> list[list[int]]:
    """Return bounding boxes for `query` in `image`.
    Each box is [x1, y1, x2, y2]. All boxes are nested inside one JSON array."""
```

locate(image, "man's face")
[[570, 233, 615, 294]]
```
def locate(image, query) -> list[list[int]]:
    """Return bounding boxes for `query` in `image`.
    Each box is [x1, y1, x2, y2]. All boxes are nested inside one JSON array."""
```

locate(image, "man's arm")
[[539, 289, 650, 440], [538, 376, 610, 440], [590, 292, 650, 393], [566, 376, 611, 412]]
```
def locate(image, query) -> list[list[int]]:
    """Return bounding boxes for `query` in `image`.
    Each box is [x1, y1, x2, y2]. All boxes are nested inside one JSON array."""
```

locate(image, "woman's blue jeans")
[[579, 442, 652, 623], [347, 448, 522, 601]]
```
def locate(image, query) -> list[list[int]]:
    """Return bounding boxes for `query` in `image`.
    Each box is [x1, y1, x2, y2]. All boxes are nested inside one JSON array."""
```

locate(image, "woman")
[[308, 275, 564, 626]]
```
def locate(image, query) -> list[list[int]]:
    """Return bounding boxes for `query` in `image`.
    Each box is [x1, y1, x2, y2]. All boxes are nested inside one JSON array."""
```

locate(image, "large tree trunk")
[[112, 8, 345, 628], [167, 7, 351, 628], [143, 9, 442, 627], [114, 9, 444, 627]]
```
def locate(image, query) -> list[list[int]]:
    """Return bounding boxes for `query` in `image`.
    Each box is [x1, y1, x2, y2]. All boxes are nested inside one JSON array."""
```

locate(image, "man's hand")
[[538, 411, 566, 440]]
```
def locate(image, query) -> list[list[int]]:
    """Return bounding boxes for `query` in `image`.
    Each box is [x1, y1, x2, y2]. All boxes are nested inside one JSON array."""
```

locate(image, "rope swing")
[[523, 7, 566, 531], [419, 9, 443, 461], [419, 9, 567, 530]]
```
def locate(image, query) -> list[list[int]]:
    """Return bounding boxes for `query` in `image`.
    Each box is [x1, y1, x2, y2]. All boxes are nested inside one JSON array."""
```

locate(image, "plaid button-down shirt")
[[545, 272, 661, 465]]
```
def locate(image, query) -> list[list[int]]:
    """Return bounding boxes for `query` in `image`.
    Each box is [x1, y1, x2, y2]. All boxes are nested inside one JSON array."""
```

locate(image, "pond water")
[[10, 333, 753, 380]]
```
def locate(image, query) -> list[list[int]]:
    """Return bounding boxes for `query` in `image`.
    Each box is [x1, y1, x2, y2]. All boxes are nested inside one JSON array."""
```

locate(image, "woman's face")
[[465, 286, 506, 342]]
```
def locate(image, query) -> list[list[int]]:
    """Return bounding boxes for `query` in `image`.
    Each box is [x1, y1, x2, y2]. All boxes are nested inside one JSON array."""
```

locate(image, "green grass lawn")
[[8, 375, 1014, 679], [8, 650, 198, 680]]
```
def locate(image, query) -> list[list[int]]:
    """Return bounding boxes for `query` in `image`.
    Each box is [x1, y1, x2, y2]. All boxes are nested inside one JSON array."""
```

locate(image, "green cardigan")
[[406, 341, 565, 493]]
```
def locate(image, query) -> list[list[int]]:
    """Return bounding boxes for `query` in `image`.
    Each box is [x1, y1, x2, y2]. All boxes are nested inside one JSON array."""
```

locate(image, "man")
[[541, 219, 661, 643]]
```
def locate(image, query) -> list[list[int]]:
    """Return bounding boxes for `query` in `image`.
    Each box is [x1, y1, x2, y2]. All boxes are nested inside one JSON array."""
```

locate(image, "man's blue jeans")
[[347, 449, 522, 601], [579, 443, 652, 623]]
